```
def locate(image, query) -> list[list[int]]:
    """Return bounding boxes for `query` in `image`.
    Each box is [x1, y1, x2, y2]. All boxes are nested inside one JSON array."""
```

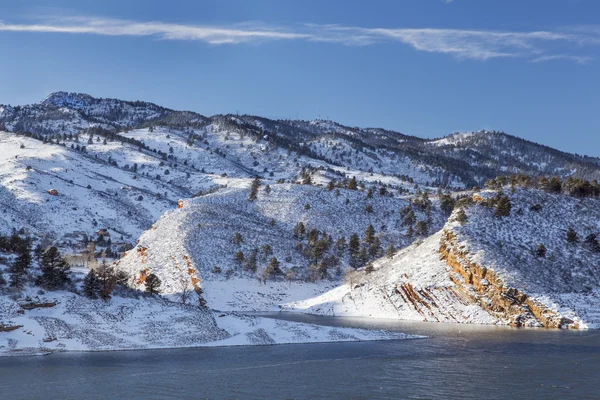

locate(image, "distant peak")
[[41, 91, 96, 108]]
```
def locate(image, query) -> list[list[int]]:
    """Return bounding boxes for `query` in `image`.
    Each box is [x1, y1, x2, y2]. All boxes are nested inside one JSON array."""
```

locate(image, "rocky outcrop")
[[0, 323, 23, 332], [439, 229, 578, 329]]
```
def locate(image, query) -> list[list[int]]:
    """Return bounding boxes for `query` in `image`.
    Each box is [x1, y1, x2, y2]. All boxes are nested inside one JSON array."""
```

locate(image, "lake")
[[1, 313, 599, 399]]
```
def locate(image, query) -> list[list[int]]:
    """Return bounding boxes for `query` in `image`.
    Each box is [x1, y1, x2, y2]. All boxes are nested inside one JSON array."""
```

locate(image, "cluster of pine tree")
[[82, 260, 129, 300], [485, 174, 600, 199], [0, 230, 73, 292]]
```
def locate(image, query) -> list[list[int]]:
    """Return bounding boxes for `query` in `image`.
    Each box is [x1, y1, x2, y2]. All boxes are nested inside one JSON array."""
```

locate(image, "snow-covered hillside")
[[444, 188, 600, 328], [0, 287, 416, 356], [115, 182, 446, 310], [286, 188, 600, 329]]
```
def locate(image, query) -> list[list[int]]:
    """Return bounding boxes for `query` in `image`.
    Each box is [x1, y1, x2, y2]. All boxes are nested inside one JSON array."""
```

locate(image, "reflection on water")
[[1, 312, 599, 400]]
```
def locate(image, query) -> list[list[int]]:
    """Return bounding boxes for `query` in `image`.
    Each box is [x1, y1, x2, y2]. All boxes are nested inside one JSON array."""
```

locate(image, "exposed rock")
[[439, 229, 579, 329]]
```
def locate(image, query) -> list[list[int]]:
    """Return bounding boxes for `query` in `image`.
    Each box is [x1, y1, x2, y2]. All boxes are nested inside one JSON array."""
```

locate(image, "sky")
[[0, 0, 599, 156]]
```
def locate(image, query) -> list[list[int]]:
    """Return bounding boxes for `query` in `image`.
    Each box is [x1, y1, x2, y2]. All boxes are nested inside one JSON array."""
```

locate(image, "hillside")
[[285, 187, 600, 329], [115, 182, 446, 311], [2, 92, 599, 195]]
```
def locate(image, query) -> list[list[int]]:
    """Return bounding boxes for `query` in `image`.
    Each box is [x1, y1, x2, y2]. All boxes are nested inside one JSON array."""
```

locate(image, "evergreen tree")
[[248, 177, 261, 201], [536, 243, 547, 258], [96, 260, 117, 300], [232, 232, 243, 245], [34, 244, 45, 264], [9, 244, 31, 290], [145, 273, 162, 295], [348, 233, 360, 257], [386, 243, 397, 259], [364, 224, 375, 244], [334, 237, 347, 256], [368, 237, 382, 258], [37, 247, 71, 290], [584, 234, 600, 252], [494, 196, 512, 217], [566, 228, 578, 244], [347, 176, 357, 190], [264, 184, 271, 194], [415, 220, 429, 237], [456, 208, 468, 224], [234, 251, 245, 264], [440, 193, 456, 215], [83, 270, 101, 299], [403, 209, 416, 227], [244, 249, 258, 272], [293, 222, 306, 240], [265, 257, 282, 277]]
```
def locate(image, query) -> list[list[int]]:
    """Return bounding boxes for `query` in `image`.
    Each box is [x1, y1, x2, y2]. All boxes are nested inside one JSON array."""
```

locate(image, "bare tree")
[[176, 272, 194, 305]]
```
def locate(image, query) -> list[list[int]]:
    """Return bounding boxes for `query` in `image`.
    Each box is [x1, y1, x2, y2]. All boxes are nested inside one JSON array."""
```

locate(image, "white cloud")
[[0, 15, 597, 63]]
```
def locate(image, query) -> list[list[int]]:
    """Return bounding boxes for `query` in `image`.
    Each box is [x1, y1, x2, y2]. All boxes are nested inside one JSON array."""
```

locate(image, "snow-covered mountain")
[[2, 92, 599, 191]]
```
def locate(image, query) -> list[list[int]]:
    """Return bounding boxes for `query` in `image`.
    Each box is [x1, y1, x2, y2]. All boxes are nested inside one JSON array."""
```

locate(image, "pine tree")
[[248, 177, 261, 201], [244, 249, 258, 272], [494, 196, 512, 217], [232, 232, 243, 245], [364, 224, 375, 244], [347, 176, 357, 190], [234, 251, 245, 264], [348, 233, 360, 257], [264, 184, 271, 194], [37, 247, 71, 290], [403, 209, 416, 227], [96, 260, 116, 300], [415, 220, 428, 237], [83, 270, 101, 299], [536, 243, 547, 258], [265, 257, 282, 277], [34, 244, 45, 264], [145, 273, 162, 295], [584, 234, 600, 252], [386, 243, 397, 259], [440, 193, 456, 215], [9, 244, 31, 290], [566, 228, 578, 244], [368, 237, 382, 258], [456, 208, 468, 224], [293, 222, 306, 240], [335, 237, 347, 256]]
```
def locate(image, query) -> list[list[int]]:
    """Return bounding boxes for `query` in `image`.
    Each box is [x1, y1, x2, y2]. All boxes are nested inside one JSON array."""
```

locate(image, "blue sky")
[[1, 0, 599, 156]]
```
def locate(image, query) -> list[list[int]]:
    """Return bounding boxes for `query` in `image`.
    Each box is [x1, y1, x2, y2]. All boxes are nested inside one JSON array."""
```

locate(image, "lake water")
[[1, 313, 599, 399]]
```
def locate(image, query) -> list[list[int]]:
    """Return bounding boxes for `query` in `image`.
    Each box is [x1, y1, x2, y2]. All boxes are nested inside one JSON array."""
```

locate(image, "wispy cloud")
[[0, 15, 598, 63]]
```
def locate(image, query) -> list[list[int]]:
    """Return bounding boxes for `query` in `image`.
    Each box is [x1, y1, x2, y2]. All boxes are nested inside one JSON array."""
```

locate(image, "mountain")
[[2, 92, 599, 192]]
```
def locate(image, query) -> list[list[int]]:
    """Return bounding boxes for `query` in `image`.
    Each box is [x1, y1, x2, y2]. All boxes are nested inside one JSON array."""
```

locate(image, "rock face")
[[439, 230, 578, 329]]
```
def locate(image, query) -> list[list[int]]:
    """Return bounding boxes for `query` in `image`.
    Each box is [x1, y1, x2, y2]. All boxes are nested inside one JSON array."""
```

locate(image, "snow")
[[0, 289, 419, 356], [283, 231, 497, 324]]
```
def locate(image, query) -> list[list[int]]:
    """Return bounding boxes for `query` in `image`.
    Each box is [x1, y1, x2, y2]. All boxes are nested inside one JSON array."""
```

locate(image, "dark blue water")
[[1, 313, 599, 399]]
